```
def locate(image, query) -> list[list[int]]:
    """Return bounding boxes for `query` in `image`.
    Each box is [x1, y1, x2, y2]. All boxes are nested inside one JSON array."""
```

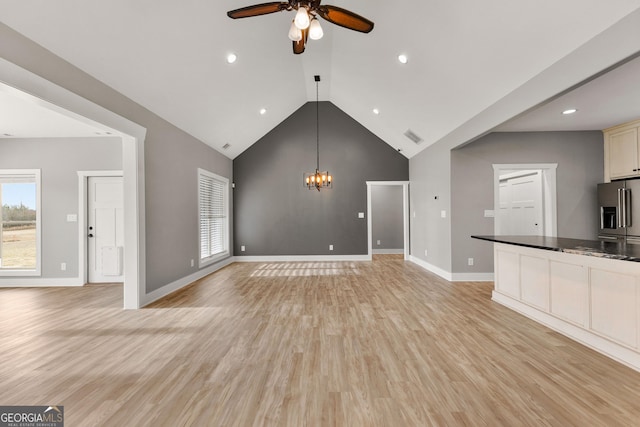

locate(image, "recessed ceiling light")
[[373, 108, 380, 115], [562, 108, 577, 115], [227, 53, 237, 64], [398, 54, 408, 64], [259, 108, 267, 115]]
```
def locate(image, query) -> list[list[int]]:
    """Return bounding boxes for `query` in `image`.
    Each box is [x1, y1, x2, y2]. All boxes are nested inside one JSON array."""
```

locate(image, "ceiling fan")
[[227, 1, 374, 54]]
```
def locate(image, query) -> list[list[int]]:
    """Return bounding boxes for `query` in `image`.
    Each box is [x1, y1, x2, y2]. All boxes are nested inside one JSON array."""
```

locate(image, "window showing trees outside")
[[0, 171, 39, 272]]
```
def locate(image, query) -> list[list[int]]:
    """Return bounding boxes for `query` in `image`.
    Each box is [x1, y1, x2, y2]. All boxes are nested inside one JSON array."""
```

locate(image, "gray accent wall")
[[0, 23, 233, 293], [0, 137, 122, 278], [451, 131, 603, 274], [233, 102, 408, 256], [371, 185, 403, 251]]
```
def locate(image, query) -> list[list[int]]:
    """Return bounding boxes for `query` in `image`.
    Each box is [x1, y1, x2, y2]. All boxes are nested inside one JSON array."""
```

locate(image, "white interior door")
[[497, 171, 544, 235], [88, 176, 124, 283]]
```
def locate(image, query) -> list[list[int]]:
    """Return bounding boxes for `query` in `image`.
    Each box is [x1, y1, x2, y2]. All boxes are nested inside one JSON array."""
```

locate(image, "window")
[[0, 169, 41, 275], [198, 168, 229, 266]]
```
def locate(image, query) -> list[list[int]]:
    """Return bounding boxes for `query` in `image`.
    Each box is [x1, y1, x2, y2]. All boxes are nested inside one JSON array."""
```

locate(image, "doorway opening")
[[493, 163, 557, 236], [366, 181, 410, 260], [0, 57, 146, 309]]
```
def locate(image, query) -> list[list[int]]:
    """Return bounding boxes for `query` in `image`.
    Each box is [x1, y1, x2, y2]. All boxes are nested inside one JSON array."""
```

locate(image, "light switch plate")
[[358, 212, 365, 218], [484, 210, 495, 218], [66, 214, 78, 222], [441, 210, 447, 218]]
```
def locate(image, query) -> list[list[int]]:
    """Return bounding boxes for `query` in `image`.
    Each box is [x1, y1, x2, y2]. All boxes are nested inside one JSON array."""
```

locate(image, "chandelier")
[[304, 75, 332, 191]]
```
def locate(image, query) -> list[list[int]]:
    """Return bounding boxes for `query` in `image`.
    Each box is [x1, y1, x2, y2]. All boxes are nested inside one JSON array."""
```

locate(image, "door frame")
[[493, 163, 558, 237], [0, 57, 146, 309], [78, 171, 123, 285], [366, 181, 410, 260]]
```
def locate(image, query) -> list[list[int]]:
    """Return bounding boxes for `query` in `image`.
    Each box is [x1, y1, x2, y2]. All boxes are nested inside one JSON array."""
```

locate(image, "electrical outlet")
[[377, 240, 381, 246], [424, 249, 428, 257], [329, 244, 334, 251], [190, 259, 194, 267], [441, 210, 447, 218], [468, 258, 474, 266], [60, 262, 66, 271], [241, 245, 246, 252]]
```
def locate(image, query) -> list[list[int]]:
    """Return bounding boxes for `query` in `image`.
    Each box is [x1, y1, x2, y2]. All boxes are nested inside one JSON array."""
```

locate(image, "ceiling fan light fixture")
[[288, 20, 303, 41], [309, 18, 323, 40], [294, 6, 310, 30]]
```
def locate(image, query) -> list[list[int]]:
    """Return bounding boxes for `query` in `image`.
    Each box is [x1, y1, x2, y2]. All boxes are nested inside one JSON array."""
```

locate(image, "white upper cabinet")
[[604, 119, 640, 181]]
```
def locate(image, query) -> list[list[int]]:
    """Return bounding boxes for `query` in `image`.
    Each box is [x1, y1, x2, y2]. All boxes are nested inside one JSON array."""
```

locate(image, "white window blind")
[[198, 169, 228, 264]]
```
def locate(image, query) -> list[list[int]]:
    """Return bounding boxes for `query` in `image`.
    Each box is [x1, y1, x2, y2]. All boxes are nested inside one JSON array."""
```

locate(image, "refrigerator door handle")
[[618, 188, 622, 228], [626, 188, 632, 228], [622, 188, 627, 228]]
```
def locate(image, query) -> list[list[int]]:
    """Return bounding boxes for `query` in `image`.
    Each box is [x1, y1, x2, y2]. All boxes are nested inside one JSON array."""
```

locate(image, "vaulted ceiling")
[[1, 1, 640, 158]]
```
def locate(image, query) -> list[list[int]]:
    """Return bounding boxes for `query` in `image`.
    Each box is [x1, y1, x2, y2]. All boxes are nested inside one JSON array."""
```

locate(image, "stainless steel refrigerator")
[[598, 180, 640, 243]]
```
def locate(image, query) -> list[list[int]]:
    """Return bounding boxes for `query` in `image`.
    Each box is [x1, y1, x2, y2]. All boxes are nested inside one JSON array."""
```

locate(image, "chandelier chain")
[[316, 79, 320, 170]]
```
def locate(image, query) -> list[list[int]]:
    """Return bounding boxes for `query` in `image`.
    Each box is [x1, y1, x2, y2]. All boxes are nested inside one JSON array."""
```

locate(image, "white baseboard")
[[141, 256, 234, 306], [372, 249, 404, 254], [0, 277, 84, 287], [451, 272, 495, 282], [492, 291, 640, 373], [408, 256, 453, 281], [408, 256, 494, 282], [234, 254, 371, 262]]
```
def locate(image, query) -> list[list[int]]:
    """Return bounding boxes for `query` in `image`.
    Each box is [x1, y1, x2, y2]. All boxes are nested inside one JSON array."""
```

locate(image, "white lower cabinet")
[[590, 269, 638, 349], [549, 261, 588, 327], [496, 249, 520, 299], [492, 243, 640, 372], [520, 255, 549, 311]]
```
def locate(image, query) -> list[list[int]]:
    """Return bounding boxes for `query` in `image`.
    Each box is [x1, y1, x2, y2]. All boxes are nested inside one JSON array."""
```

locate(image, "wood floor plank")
[[1, 256, 640, 426]]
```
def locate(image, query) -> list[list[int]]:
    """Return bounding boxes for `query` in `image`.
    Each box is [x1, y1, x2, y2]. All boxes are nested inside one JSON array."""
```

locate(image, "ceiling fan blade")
[[293, 27, 308, 54], [317, 5, 374, 33], [227, 2, 289, 19]]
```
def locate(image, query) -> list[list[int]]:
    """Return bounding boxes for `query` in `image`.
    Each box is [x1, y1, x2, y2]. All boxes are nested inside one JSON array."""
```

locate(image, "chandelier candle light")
[[304, 75, 332, 191]]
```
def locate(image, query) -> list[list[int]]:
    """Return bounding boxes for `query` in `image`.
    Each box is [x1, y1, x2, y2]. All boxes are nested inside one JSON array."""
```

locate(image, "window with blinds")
[[198, 169, 229, 266]]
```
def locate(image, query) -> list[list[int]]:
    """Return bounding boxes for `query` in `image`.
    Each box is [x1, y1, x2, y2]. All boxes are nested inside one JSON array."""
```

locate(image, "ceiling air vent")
[[222, 143, 231, 150], [404, 129, 423, 144]]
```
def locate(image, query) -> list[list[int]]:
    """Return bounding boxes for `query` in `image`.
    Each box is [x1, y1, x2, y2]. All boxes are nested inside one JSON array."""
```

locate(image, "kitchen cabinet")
[[474, 235, 640, 372], [604, 118, 640, 181]]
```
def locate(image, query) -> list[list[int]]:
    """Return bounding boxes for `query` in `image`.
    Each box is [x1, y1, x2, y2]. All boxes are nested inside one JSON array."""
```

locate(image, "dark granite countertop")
[[471, 235, 640, 262]]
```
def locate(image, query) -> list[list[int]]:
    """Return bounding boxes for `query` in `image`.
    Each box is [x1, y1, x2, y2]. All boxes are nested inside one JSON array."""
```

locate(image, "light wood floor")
[[1, 255, 639, 426]]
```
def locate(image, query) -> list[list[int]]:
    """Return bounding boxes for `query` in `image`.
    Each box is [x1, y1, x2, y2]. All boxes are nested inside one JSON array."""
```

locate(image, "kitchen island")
[[473, 235, 640, 372]]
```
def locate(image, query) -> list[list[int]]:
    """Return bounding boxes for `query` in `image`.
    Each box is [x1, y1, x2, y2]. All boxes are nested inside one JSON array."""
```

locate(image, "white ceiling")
[[0, 87, 109, 138], [1, 1, 640, 157], [494, 53, 640, 132]]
